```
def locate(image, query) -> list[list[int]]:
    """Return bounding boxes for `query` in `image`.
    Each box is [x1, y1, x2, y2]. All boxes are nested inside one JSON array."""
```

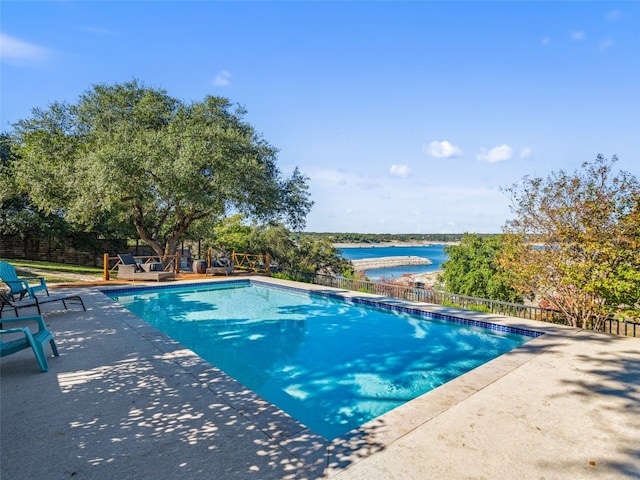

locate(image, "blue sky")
[[2, 1, 639, 234]]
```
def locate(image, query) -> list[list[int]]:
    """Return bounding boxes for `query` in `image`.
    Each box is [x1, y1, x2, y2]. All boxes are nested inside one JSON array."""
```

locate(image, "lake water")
[[338, 245, 448, 280]]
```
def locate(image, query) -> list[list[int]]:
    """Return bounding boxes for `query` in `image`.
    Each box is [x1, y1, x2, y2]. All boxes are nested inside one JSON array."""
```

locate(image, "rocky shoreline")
[[351, 255, 432, 271], [391, 270, 443, 289], [349, 256, 443, 288], [341, 244, 446, 288]]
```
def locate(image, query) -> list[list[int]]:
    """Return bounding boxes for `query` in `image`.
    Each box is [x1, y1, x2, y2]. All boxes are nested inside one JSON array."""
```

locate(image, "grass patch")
[[5, 259, 102, 275], [3, 258, 103, 284]]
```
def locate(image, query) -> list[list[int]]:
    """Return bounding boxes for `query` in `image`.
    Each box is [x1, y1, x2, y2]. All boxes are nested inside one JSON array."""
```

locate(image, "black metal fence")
[[602, 318, 640, 338], [285, 271, 639, 338]]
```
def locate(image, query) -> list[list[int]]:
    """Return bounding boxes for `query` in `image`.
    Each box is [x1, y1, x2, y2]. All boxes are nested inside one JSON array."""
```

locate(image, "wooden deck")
[[50, 270, 264, 289]]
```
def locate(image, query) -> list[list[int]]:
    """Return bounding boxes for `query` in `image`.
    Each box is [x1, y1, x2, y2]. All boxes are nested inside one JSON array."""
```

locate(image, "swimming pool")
[[106, 280, 539, 440]]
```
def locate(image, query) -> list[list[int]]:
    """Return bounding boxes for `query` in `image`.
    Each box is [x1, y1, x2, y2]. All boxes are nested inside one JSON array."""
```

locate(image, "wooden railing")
[[103, 250, 272, 280], [231, 252, 271, 274], [286, 271, 639, 338]]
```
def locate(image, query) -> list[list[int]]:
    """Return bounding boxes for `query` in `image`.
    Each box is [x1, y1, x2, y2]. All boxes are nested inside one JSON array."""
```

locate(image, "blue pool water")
[[107, 280, 536, 440]]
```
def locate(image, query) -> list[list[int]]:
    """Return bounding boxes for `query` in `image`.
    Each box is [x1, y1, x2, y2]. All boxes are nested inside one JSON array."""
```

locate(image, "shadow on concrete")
[[0, 290, 390, 479]]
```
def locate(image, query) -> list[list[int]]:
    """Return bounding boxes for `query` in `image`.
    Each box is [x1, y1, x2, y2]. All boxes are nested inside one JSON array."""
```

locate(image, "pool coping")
[[99, 276, 578, 477]]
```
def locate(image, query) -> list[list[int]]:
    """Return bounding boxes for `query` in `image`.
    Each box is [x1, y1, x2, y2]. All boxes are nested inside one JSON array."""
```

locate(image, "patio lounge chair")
[[117, 254, 174, 282], [0, 314, 59, 372], [0, 261, 49, 300], [206, 253, 234, 276], [0, 291, 86, 318]]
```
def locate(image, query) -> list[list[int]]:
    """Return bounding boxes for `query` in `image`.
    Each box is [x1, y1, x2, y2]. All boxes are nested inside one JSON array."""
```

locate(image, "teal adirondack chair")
[[0, 261, 49, 300], [0, 315, 59, 372]]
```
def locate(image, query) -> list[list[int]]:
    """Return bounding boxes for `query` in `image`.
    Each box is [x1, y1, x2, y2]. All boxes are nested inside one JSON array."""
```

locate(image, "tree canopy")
[[9, 80, 313, 258], [440, 233, 522, 303], [499, 155, 640, 328], [1, 133, 75, 240], [206, 214, 352, 275]]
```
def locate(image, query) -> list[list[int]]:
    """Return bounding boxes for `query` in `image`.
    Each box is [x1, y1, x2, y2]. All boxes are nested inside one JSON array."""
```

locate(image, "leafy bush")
[[441, 233, 522, 303]]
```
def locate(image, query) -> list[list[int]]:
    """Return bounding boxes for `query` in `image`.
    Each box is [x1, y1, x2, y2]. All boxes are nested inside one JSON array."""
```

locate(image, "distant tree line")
[[300, 232, 470, 243]]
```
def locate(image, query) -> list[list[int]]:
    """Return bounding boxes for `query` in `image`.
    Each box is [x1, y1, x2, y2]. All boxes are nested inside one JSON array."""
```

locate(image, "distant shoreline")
[[334, 241, 457, 249], [336, 242, 448, 288]]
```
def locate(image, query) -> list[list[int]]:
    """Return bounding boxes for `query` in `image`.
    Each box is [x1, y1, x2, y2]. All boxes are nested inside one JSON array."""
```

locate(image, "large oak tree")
[[499, 155, 640, 329], [10, 80, 312, 258]]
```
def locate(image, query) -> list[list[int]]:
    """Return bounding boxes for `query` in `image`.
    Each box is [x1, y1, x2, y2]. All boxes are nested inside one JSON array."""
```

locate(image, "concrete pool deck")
[[1, 276, 639, 479]]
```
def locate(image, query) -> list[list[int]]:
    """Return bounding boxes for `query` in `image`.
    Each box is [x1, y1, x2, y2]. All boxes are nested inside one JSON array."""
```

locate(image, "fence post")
[[175, 251, 180, 274], [207, 248, 212, 268], [103, 253, 110, 281], [265, 253, 270, 276]]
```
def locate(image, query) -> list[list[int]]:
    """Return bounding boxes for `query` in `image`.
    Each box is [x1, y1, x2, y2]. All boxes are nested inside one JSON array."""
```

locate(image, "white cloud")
[[606, 10, 621, 21], [357, 179, 382, 190], [389, 164, 411, 177], [476, 144, 513, 163], [311, 168, 381, 190], [424, 140, 463, 158], [571, 31, 586, 41], [0, 32, 49, 62], [520, 147, 532, 159], [305, 177, 511, 233], [213, 70, 232, 86], [311, 169, 351, 186], [598, 39, 613, 51]]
